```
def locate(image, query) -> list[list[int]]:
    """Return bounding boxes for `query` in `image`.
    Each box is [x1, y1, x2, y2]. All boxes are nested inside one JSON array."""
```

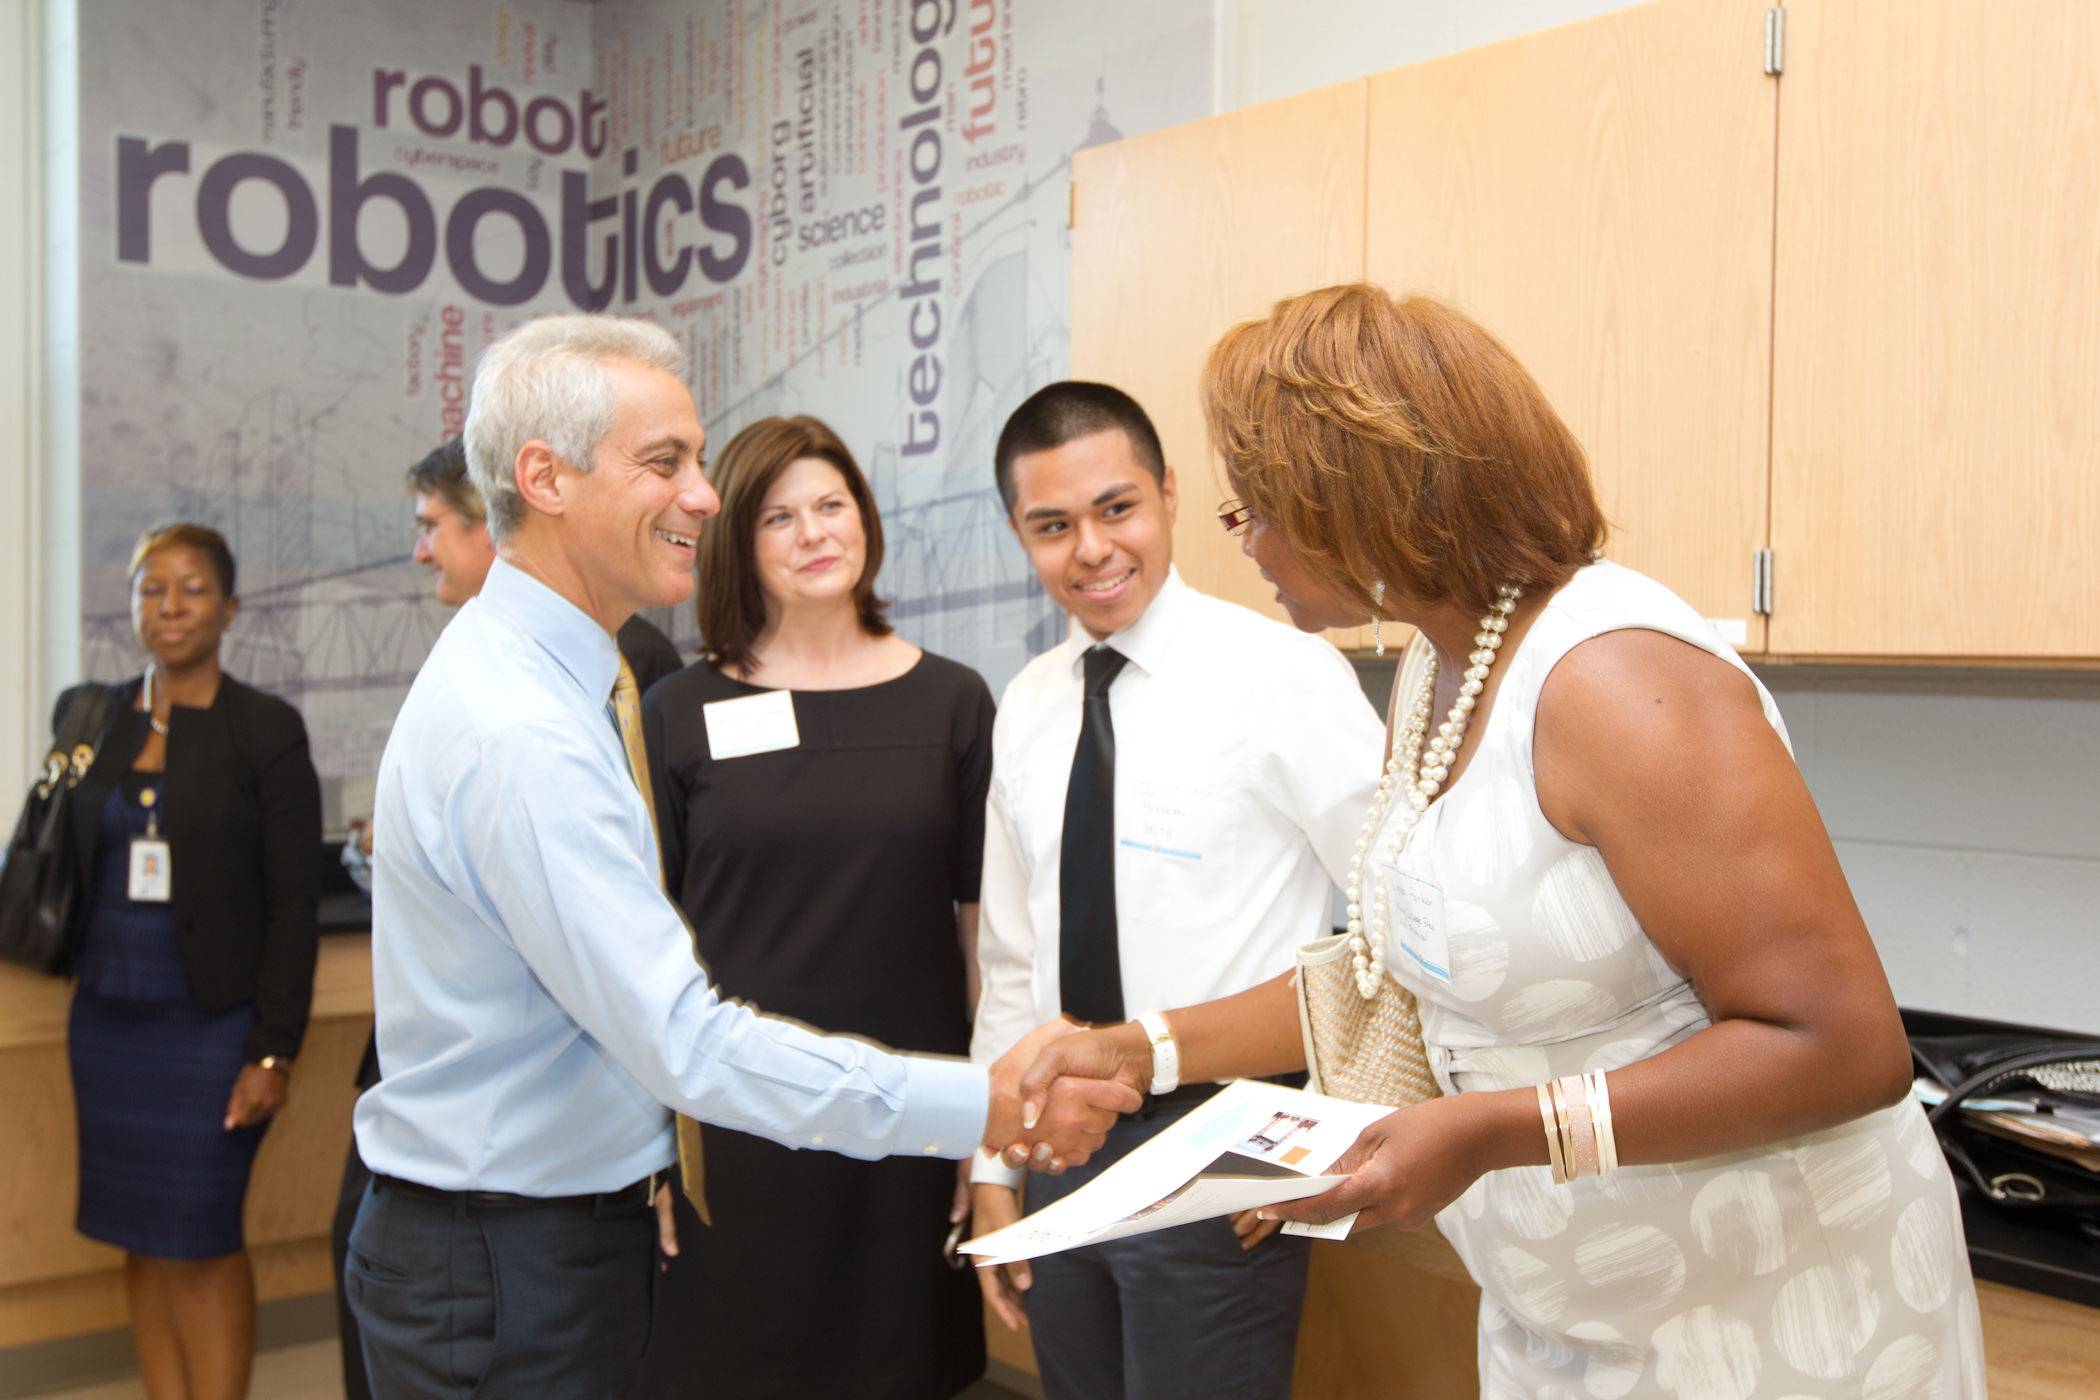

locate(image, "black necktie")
[[1060, 645, 1129, 1025]]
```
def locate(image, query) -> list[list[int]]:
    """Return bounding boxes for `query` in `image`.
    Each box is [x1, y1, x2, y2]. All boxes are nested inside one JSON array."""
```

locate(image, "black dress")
[[639, 652, 995, 1400]]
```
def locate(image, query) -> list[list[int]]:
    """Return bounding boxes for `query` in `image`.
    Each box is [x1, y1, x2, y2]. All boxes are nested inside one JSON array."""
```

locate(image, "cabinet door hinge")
[[1764, 9, 1785, 76], [1752, 548, 1775, 616]]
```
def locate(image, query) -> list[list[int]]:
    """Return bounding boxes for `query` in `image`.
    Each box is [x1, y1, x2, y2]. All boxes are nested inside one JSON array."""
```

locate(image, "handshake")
[[978, 1016, 1156, 1173]]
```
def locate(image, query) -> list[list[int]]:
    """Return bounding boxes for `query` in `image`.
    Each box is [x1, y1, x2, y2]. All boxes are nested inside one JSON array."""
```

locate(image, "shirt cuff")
[[893, 1055, 991, 1161], [969, 1146, 1026, 1189]]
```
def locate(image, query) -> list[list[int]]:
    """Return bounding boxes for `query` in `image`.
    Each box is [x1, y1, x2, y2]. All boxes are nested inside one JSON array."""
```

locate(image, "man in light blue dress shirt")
[[345, 315, 1132, 1400]]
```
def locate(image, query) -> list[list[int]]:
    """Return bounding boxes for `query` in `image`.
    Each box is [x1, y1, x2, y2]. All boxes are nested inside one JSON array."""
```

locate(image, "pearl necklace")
[[142, 665, 170, 737], [1345, 584, 1522, 998]]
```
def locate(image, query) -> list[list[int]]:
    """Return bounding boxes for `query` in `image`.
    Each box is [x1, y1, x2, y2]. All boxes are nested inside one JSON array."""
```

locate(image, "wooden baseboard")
[[0, 1236, 333, 1350], [983, 1358, 1044, 1399], [982, 1297, 1036, 1376], [0, 1289, 335, 1399]]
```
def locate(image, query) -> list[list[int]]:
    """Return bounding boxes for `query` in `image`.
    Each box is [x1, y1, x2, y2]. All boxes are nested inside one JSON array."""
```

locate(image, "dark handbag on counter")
[[1912, 1033, 2100, 1239], [0, 684, 116, 974]]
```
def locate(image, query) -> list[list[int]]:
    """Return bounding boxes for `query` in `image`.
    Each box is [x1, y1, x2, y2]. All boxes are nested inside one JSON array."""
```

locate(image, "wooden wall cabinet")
[[1366, 0, 1779, 651], [1770, 0, 2100, 659], [1071, 80, 1375, 651], [1072, 0, 2100, 665]]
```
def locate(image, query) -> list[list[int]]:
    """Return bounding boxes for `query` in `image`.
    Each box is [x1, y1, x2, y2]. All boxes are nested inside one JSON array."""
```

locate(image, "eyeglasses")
[[1217, 499, 1258, 537]]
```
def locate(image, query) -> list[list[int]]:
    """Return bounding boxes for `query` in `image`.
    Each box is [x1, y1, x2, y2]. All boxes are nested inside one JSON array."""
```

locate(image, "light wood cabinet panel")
[[1365, 0, 1780, 650], [1071, 80, 1369, 647], [1770, 0, 2100, 658], [0, 1016, 369, 1294], [1292, 1231, 1480, 1399], [0, 936, 373, 1344]]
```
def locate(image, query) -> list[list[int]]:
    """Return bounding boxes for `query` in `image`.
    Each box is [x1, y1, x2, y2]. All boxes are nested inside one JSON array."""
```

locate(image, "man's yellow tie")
[[613, 656, 711, 1226]]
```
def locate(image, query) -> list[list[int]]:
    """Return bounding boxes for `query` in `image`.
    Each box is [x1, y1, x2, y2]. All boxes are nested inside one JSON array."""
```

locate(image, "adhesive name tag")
[[128, 839, 173, 902], [1119, 781, 1209, 862], [702, 689, 800, 759], [1374, 851, 1451, 985]]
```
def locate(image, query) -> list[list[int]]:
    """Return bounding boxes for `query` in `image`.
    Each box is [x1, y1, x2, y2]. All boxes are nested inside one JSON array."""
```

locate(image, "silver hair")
[[463, 315, 689, 542]]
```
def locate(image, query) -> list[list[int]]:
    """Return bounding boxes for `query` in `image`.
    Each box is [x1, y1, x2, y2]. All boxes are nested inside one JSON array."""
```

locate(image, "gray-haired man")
[[343, 316, 1134, 1399]]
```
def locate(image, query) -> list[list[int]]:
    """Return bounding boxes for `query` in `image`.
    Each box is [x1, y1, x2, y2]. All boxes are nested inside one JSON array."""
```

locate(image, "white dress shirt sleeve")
[[1257, 641, 1389, 888], [465, 717, 990, 1162], [969, 768, 1037, 1188]]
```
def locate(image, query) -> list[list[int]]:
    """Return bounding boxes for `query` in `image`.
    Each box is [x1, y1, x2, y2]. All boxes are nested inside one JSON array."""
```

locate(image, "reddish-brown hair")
[[1201, 283, 1605, 619], [695, 415, 891, 670]]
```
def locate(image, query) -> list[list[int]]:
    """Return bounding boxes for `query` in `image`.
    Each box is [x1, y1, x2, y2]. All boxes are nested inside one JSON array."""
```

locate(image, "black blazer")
[[57, 675, 323, 1063]]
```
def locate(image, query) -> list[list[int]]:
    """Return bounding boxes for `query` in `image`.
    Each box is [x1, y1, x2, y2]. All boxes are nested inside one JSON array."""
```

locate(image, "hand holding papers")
[[962, 1080, 1397, 1264]]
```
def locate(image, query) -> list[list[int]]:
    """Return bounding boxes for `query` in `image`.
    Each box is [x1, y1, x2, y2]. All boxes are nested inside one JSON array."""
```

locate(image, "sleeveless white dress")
[[1375, 562, 1984, 1400]]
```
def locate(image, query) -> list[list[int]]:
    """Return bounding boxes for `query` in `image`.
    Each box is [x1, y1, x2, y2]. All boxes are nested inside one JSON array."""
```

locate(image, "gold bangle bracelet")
[[1549, 1077, 1576, 1179], [1586, 1071, 1617, 1175], [1537, 1082, 1567, 1184], [1563, 1075, 1599, 1179]]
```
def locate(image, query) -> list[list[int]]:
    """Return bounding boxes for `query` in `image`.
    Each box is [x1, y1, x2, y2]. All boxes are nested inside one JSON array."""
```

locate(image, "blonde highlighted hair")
[[1201, 283, 1605, 620], [129, 522, 236, 597]]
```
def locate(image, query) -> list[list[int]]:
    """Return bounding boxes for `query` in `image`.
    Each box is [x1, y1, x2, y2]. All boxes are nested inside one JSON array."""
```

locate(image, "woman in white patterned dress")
[[1009, 284, 1984, 1400]]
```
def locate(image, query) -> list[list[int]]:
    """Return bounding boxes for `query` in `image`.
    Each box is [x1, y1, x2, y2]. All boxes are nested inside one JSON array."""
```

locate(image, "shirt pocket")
[[1116, 779, 1239, 930]]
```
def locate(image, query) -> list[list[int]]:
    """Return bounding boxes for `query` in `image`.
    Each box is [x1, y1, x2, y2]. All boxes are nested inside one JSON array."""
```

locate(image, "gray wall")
[[1762, 669, 2100, 1035]]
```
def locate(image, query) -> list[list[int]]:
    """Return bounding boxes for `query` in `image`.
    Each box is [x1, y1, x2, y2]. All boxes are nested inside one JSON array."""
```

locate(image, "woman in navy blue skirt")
[[61, 523, 320, 1400]]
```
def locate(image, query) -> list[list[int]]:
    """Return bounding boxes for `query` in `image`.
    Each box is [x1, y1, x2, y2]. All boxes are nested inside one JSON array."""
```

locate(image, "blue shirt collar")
[[1064, 564, 1191, 681], [477, 557, 623, 705]]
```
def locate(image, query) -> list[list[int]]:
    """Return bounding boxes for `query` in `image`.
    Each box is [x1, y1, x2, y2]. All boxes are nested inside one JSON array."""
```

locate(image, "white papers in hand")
[[960, 1079, 1394, 1264]]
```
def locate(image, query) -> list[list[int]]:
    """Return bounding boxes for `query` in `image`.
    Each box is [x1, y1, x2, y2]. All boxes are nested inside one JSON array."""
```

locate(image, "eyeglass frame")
[[1217, 498, 1258, 537]]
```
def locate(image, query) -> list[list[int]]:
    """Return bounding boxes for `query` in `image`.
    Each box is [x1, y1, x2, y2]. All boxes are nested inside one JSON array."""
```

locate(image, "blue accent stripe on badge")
[[1118, 838, 1202, 861]]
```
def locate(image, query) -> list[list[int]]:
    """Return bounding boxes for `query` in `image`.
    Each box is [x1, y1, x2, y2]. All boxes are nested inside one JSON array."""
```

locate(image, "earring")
[[1372, 580, 1386, 657]]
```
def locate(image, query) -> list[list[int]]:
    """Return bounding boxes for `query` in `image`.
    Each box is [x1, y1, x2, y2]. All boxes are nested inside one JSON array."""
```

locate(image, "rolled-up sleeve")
[[460, 719, 989, 1161]]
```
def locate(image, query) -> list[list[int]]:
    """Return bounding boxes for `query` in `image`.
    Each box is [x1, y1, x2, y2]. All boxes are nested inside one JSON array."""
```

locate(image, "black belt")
[[374, 1172, 657, 1212]]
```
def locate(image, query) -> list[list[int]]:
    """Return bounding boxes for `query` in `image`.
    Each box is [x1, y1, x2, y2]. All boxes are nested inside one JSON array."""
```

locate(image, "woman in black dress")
[[641, 416, 995, 1400], [61, 523, 321, 1400]]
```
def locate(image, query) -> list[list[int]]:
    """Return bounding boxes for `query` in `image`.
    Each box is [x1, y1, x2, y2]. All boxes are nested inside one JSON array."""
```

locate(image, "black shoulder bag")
[[0, 684, 116, 974], [1913, 1033, 2100, 1242]]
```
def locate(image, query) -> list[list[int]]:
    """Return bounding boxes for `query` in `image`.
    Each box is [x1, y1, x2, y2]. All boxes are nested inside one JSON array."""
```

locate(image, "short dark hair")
[[696, 416, 892, 671], [405, 438, 484, 522], [993, 381, 1166, 513], [129, 522, 237, 598]]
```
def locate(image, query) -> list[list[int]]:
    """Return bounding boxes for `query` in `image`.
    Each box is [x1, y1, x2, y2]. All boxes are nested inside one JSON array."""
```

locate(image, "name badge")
[[702, 689, 800, 759], [128, 839, 172, 902], [1119, 781, 1210, 862], [1375, 851, 1451, 985]]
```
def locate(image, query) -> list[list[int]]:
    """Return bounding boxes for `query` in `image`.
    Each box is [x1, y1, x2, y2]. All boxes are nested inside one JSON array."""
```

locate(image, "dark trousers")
[[345, 1175, 657, 1400], [1022, 1098, 1311, 1400], [331, 1139, 375, 1400]]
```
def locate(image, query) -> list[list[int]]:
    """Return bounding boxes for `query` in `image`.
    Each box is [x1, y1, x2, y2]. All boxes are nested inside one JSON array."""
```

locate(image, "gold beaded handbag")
[[1295, 633, 1442, 1108]]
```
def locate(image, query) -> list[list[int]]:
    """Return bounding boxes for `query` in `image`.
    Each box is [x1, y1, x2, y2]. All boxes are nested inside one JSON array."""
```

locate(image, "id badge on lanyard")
[[1375, 810, 1451, 985], [129, 786, 172, 903]]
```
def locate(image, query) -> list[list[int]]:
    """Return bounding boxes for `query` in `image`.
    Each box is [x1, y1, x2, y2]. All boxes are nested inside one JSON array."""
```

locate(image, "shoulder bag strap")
[[50, 683, 117, 785]]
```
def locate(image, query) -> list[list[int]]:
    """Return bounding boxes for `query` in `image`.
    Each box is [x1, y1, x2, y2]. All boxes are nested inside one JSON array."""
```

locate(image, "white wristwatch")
[[1136, 1011, 1180, 1096]]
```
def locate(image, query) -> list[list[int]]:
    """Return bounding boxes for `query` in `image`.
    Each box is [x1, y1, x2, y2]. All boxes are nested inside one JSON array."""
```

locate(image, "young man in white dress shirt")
[[970, 383, 1386, 1400], [345, 319, 1134, 1400]]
